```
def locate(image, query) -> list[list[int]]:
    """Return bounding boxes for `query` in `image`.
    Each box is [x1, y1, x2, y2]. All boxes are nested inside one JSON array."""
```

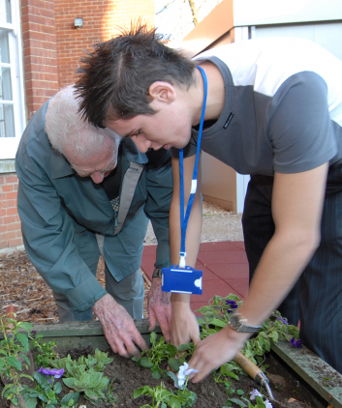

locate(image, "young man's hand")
[[147, 276, 172, 342], [93, 294, 148, 358], [171, 293, 201, 346], [187, 326, 249, 382]]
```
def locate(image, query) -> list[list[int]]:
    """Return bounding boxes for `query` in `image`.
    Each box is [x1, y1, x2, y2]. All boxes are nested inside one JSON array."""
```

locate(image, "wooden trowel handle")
[[234, 352, 263, 379]]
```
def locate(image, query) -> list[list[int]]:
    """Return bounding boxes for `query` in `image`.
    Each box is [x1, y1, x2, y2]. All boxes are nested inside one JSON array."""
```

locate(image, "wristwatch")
[[228, 312, 262, 333], [152, 268, 163, 279]]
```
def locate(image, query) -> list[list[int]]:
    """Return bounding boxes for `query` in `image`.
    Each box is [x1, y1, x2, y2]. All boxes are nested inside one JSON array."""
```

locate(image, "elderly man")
[[16, 85, 173, 357]]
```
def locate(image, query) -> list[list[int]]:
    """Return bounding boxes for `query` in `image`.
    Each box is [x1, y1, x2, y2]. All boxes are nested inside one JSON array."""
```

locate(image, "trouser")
[[53, 233, 145, 322], [242, 164, 342, 374]]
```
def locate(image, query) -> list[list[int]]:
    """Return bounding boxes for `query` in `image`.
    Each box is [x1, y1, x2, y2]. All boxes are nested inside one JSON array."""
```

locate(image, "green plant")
[[133, 332, 184, 379], [30, 334, 57, 368], [0, 313, 36, 407], [25, 371, 63, 408], [48, 349, 114, 403], [134, 379, 196, 408], [197, 294, 299, 365]]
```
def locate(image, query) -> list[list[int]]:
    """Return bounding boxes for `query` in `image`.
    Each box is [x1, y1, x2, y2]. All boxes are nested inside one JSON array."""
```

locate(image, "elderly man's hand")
[[147, 277, 171, 342], [93, 294, 148, 358]]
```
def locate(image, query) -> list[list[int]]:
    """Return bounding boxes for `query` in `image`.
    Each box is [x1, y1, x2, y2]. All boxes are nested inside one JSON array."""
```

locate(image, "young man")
[[16, 85, 173, 358], [75, 27, 342, 377]]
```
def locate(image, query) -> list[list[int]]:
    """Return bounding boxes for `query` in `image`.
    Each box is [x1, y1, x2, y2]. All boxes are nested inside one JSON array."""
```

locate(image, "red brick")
[[0, 241, 9, 249], [8, 238, 23, 247], [1, 185, 14, 192], [7, 208, 18, 216], [7, 223, 20, 232], [3, 216, 17, 224], [3, 200, 16, 209], [6, 192, 18, 200]]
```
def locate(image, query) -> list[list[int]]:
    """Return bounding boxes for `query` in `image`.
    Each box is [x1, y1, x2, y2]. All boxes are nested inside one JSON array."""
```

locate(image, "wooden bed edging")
[[271, 341, 342, 408]]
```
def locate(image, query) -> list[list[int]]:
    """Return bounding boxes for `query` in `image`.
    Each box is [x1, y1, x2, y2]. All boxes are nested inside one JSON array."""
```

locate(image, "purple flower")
[[38, 367, 64, 379], [290, 338, 303, 348], [250, 389, 262, 400], [276, 316, 289, 325], [225, 300, 238, 313]]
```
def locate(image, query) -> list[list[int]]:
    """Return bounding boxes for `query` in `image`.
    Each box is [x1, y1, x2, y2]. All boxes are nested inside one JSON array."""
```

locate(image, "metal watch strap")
[[152, 268, 163, 278], [229, 312, 262, 333]]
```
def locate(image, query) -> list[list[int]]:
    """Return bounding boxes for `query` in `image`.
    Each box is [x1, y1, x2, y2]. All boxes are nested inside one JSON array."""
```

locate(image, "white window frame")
[[0, 0, 25, 160]]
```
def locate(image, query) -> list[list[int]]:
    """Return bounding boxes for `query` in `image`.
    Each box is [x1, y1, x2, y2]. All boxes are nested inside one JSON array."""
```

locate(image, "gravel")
[[143, 201, 243, 245]]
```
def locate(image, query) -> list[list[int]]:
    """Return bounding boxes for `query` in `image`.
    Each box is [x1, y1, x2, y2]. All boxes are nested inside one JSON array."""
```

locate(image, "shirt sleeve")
[[269, 72, 337, 174], [144, 148, 173, 268], [15, 138, 106, 312]]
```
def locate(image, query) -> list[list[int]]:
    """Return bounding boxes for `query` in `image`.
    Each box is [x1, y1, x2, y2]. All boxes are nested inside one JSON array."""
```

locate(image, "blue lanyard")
[[179, 66, 208, 268]]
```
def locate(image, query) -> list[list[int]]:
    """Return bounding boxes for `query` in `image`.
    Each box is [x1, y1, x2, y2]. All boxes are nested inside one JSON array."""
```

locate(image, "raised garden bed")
[[1, 319, 341, 408]]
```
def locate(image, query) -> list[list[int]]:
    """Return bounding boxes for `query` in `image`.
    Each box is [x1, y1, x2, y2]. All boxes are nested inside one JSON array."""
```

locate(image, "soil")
[[0, 345, 325, 408]]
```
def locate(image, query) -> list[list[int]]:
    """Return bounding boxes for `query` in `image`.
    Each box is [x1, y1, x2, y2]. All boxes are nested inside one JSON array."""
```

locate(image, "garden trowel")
[[234, 352, 275, 401]]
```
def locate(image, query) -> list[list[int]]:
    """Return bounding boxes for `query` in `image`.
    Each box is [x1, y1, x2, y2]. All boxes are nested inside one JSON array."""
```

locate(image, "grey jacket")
[[16, 100, 172, 312]]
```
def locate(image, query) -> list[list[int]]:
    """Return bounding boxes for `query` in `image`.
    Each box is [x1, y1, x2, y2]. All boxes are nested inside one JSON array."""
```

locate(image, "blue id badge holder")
[[161, 65, 207, 297], [162, 264, 203, 295]]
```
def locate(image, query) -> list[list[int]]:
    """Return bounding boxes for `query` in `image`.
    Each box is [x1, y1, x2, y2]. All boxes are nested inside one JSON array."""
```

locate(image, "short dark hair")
[[75, 25, 196, 128]]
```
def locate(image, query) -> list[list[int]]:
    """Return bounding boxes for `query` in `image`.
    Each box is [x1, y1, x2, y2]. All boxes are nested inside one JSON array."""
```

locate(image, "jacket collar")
[[50, 149, 75, 179]]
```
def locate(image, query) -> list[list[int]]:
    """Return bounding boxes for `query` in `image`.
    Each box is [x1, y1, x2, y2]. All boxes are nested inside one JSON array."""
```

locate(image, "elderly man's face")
[[65, 138, 117, 184]]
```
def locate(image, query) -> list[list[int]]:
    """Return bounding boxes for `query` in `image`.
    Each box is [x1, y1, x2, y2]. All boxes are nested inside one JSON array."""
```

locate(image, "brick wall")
[[55, 0, 155, 88], [0, 174, 22, 251], [21, 0, 59, 120], [0, 0, 155, 252]]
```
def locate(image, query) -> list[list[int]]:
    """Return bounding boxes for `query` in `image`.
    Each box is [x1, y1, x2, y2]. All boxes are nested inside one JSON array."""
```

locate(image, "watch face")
[[230, 314, 241, 330]]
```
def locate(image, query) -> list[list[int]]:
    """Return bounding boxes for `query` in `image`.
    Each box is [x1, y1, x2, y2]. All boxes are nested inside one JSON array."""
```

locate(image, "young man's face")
[[105, 99, 193, 153]]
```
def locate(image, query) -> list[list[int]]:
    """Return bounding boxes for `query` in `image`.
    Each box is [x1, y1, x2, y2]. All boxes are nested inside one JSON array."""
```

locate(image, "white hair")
[[45, 85, 121, 161]]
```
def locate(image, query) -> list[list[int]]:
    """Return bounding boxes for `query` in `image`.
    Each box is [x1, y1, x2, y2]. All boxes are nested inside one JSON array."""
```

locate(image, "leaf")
[[152, 370, 161, 379], [210, 318, 227, 328], [177, 343, 190, 352], [168, 358, 181, 372], [6, 355, 22, 371], [166, 370, 178, 384], [63, 377, 79, 390], [17, 321, 33, 333], [60, 391, 80, 405], [16, 333, 30, 353], [133, 385, 153, 398], [139, 357, 154, 368], [54, 381, 62, 394], [23, 395, 38, 408], [227, 398, 247, 407], [150, 331, 157, 344]]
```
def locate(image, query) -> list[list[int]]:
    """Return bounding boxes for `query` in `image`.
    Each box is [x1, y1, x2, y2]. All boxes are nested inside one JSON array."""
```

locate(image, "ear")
[[148, 81, 176, 104]]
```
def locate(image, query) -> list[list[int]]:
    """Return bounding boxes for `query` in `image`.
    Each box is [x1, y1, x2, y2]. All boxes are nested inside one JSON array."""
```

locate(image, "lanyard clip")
[[179, 251, 187, 268]]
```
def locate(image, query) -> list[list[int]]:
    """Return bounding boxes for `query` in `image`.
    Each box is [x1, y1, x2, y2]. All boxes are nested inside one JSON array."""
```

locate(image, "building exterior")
[[182, 0, 342, 213], [0, 0, 154, 252]]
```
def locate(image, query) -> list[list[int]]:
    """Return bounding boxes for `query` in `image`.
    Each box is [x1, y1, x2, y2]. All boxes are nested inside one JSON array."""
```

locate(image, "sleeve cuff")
[[66, 275, 107, 312]]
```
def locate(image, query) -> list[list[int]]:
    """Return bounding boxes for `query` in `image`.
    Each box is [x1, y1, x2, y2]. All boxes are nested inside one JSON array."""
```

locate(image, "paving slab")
[[141, 241, 249, 313]]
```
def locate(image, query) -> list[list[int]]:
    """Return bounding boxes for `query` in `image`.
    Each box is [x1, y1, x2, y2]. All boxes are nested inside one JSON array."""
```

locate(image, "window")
[[0, 0, 25, 159]]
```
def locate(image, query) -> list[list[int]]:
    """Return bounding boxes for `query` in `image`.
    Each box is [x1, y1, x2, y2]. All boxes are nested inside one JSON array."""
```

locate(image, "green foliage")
[[0, 315, 115, 406], [0, 313, 35, 406], [63, 370, 109, 402], [24, 371, 63, 408], [134, 381, 196, 408], [49, 348, 113, 373], [48, 349, 114, 403], [30, 334, 56, 368], [197, 294, 300, 366], [132, 332, 185, 379]]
